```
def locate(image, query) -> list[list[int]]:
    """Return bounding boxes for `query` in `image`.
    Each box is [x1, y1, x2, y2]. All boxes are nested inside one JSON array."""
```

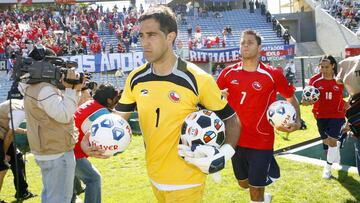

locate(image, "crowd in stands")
[[174, 0, 287, 50], [325, 0, 360, 32], [0, 3, 143, 59], [0, 1, 289, 60]]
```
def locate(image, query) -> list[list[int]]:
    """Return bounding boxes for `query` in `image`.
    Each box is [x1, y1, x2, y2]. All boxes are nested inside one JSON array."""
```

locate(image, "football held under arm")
[[180, 75, 240, 174]]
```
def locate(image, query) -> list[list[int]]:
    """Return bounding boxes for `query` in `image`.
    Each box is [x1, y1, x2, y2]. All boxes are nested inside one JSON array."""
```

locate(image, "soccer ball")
[[180, 109, 225, 148], [302, 86, 320, 102], [90, 114, 132, 156], [267, 100, 296, 128]]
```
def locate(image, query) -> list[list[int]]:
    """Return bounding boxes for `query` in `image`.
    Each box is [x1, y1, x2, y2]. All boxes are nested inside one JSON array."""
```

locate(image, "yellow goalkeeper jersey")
[[117, 58, 234, 185]]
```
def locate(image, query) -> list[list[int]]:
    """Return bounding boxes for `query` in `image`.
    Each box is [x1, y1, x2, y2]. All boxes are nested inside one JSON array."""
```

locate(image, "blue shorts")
[[317, 118, 345, 150], [231, 146, 280, 187]]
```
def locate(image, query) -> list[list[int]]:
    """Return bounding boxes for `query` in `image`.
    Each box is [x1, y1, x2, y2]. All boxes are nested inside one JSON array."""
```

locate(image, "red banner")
[[55, 0, 76, 4], [17, 0, 32, 5]]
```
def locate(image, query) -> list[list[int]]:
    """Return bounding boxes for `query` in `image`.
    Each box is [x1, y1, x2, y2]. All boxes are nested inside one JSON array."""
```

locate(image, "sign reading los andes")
[[189, 48, 240, 63], [62, 52, 146, 73], [259, 44, 295, 61]]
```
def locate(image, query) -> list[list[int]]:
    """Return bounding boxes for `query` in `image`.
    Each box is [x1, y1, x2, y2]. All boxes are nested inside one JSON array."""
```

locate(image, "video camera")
[[12, 45, 91, 89]]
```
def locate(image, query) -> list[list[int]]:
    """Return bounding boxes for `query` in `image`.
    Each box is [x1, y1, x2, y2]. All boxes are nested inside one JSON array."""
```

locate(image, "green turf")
[[2, 105, 360, 202]]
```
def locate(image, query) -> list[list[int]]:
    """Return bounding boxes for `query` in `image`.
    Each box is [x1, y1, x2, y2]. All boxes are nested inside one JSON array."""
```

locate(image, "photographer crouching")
[[16, 45, 86, 203]]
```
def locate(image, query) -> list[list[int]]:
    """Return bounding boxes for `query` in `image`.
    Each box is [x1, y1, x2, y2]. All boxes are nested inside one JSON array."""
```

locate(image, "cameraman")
[[21, 47, 83, 203]]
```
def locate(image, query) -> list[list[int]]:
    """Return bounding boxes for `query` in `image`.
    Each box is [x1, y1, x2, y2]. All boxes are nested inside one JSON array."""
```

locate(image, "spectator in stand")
[[109, 44, 114, 53], [123, 35, 130, 53], [283, 29, 290, 44], [266, 11, 271, 22], [0, 42, 5, 59], [108, 21, 113, 35], [243, 0, 247, 9], [117, 41, 125, 53], [276, 22, 282, 37], [249, 0, 255, 13], [88, 28, 94, 43], [188, 38, 193, 50], [255, 0, 260, 9], [101, 39, 106, 53], [81, 37, 87, 55], [195, 24, 201, 33], [261, 2, 266, 15], [215, 35, 220, 48], [187, 24, 192, 37], [272, 17, 277, 30]]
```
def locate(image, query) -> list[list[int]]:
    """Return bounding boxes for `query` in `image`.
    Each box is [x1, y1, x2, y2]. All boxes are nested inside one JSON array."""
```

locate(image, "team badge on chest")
[[252, 81, 262, 91], [168, 91, 181, 103]]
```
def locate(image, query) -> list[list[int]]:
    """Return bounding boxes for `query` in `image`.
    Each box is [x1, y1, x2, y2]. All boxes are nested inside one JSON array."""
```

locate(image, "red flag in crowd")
[[17, 0, 32, 5], [55, 0, 76, 4]]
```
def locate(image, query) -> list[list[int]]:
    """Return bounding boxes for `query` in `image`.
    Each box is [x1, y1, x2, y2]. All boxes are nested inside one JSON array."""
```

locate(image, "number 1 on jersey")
[[155, 108, 160, 127], [240, 91, 247, 104]]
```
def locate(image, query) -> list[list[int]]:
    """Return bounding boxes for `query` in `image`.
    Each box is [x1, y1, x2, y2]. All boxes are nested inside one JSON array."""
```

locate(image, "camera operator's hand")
[[62, 69, 83, 91]]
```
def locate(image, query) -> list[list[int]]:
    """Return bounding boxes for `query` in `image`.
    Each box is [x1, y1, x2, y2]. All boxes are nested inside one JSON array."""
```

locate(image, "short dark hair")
[[138, 5, 177, 38], [241, 29, 262, 45], [93, 83, 119, 108], [320, 55, 338, 75]]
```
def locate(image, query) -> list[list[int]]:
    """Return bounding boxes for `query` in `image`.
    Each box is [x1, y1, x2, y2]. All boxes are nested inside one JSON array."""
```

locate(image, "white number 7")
[[240, 91, 247, 104]]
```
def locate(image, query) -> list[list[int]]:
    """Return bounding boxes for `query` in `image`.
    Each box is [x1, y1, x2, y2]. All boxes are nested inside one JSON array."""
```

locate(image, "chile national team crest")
[[333, 85, 339, 91], [252, 81, 262, 91], [168, 91, 180, 102]]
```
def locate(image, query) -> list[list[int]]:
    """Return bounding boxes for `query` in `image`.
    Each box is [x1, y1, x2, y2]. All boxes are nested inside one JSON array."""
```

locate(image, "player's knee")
[[237, 180, 249, 189], [327, 138, 338, 147]]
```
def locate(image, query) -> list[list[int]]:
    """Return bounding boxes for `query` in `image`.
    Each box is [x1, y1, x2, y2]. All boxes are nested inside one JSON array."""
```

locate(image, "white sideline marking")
[[279, 140, 358, 174]]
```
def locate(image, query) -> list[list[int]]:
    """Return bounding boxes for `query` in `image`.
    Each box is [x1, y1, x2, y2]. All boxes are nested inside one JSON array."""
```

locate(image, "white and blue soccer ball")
[[180, 109, 225, 148], [267, 101, 296, 128], [302, 86, 320, 102], [90, 114, 132, 156]]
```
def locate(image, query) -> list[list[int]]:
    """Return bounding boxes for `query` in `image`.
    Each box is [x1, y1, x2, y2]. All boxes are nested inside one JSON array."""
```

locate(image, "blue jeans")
[[75, 158, 101, 203], [36, 150, 76, 203]]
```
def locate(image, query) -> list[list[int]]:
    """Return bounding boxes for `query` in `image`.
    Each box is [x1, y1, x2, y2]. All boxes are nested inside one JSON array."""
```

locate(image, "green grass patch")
[[2, 106, 360, 202]]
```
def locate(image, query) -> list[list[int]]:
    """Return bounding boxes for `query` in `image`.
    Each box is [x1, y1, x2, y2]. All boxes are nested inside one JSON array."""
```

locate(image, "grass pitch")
[[2, 106, 360, 202]]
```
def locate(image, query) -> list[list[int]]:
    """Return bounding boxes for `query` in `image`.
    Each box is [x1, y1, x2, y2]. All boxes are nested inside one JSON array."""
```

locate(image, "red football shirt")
[[217, 61, 295, 150], [73, 100, 110, 159], [309, 73, 345, 119]]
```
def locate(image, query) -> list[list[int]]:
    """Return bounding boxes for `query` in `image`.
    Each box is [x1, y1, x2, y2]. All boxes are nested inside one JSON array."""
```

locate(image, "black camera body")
[[13, 55, 90, 87]]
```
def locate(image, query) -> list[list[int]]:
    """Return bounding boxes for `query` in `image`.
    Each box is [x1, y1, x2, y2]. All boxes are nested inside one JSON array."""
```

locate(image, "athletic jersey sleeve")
[[309, 76, 315, 86], [216, 67, 228, 90], [116, 73, 137, 112], [199, 74, 234, 120], [273, 67, 295, 99]]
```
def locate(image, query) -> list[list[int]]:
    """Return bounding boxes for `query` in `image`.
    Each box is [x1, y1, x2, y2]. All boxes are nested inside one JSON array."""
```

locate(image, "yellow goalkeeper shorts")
[[151, 184, 205, 203]]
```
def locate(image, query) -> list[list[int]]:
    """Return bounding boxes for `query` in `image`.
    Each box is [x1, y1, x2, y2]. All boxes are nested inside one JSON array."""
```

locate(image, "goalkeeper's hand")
[[178, 144, 235, 174]]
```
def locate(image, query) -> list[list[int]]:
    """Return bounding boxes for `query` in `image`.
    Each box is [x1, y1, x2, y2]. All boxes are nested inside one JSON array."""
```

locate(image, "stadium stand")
[[177, 9, 284, 49]]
